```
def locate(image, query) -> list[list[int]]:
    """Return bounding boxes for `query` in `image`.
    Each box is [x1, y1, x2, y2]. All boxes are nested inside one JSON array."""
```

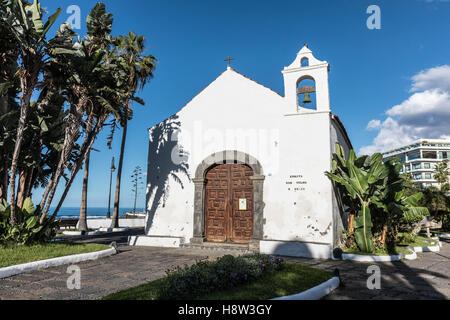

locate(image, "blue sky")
[[34, 0, 450, 208]]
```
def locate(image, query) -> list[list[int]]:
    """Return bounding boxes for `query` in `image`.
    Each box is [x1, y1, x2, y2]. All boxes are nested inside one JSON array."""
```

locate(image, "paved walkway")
[[0, 239, 449, 300], [290, 239, 450, 300]]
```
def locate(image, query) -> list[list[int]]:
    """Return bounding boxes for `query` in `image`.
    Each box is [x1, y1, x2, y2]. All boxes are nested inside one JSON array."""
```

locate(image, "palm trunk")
[[78, 150, 90, 232], [9, 84, 33, 226], [48, 113, 108, 222], [348, 212, 355, 233], [24, 167, 34, 199], [16, 169, 27, 209], [380, 225, 387, 246], [0, 166, 7, 200], [110, 116, 128, 229], [41, 101, 84, 221]]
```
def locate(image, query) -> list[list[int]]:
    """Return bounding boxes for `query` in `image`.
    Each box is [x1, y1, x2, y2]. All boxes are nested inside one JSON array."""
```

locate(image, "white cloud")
[[360, 65, 450, 155], [366, 119, 381, 131], [410, 65, 450, 92]]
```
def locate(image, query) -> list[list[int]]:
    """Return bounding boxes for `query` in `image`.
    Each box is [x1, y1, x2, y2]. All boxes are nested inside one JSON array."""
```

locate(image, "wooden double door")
[[205, 164, 254, 244]]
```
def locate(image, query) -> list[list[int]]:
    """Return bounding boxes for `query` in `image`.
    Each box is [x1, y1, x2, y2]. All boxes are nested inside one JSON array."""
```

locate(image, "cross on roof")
[[224, 56, 235, 67]]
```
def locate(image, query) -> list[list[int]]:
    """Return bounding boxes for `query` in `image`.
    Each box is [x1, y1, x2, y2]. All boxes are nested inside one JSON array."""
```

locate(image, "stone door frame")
[[191, 151, 265, 248]]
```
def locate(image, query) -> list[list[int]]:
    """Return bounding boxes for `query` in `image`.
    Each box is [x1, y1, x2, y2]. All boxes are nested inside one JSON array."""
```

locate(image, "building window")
[[407, 151, 421, 160], [414, 173, 422, 180], [424, 173, 432, 180], [422, 151, 437, 159], [405, 164, 411, 172], [412, 162, 422, 170], [439, 151, 449, 159], [424, 163, 431, 169]]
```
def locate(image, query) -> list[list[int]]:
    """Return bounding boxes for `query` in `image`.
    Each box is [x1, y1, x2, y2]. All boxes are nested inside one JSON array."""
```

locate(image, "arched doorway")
[[191, 151, 265, 247], [205, 164, 254, 243]]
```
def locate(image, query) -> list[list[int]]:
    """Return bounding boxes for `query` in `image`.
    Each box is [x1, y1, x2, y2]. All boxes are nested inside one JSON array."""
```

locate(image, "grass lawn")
[[398, 233, 438, 248], [0, 242, 109, 268], [343, 245, 412, 256], [342, 233, 439, 257], [102, 263, 333, 300]]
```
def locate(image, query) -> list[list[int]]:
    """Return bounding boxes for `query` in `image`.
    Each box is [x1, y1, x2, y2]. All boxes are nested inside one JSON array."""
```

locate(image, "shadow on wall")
[[145, 115, 190, 234]]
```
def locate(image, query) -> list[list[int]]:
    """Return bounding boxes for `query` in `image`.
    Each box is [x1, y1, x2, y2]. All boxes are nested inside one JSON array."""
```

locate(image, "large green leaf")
[[0, 82, 14, 95], [347, 160, 368, 194], [25, 215, 38, 230], [25, 0, 43, 34], [325, 172, 358, 199], [22, 197, 35, 215], [403, 207, 429, 222], [403, 192, 423, 207], [40, 7, 62, 40], [354, 204, 373, 253], [86, 3, 113, 38], [17, 0, 29, 30]]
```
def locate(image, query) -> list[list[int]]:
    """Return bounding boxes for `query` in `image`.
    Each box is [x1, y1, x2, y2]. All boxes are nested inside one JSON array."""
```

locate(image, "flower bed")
[[102, 254, 333, 300]]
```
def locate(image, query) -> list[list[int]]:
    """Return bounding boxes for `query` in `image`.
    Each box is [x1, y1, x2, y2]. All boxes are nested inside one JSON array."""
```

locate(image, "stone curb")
[[271, 276, 340, 300], [62, 230, 101, 236], [99, 227, 129, 233], [413, 245, 440, 253], [0, 246, 117, 279], [341, 248, 417, 262]]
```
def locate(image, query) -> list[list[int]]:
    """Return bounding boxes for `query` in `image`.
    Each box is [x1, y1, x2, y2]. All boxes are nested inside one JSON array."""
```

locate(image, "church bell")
[[298, 85, 315, 105], [302, 92, 312, 104]]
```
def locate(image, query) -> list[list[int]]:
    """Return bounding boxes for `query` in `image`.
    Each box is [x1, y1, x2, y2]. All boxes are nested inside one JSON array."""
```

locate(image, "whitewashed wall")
[[144, 67, 343, 256]]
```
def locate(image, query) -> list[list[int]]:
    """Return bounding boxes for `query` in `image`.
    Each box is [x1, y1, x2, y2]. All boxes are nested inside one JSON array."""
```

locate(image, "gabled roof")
[[148, 67, 283, 131]]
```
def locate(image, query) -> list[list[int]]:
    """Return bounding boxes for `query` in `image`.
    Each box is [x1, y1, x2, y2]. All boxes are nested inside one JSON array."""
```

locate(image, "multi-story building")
[[381, 139, 450, 188]]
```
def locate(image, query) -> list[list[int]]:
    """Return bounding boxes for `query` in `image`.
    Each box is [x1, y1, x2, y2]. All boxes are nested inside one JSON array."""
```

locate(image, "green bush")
[[157, 254, 285, 300], [398, 232, 417, 245], [441, 214, 450, 232], [0, 198, 59, 245]]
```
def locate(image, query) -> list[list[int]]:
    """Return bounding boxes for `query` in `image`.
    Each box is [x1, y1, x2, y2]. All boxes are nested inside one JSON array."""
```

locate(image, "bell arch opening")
[[297, 75, 317, 110]]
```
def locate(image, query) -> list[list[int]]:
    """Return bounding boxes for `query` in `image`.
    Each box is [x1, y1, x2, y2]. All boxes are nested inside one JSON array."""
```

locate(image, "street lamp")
[[107, 157, 116, 219]]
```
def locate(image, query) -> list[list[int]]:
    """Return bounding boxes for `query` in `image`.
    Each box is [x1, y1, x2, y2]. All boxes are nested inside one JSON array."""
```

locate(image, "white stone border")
[[0, 246, 117, 279], [341, 248, 417, 262], [62, 230, 101, 236], [412, 238, 441, 252], [99, 227, 129, 233], [271, 276, 340, 300], [413, 245, 440, 253]]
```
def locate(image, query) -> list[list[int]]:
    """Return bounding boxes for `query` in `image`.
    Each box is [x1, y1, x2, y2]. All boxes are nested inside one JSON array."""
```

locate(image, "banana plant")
[[0, 197, 58, 245], [326, 143, 389, 253]]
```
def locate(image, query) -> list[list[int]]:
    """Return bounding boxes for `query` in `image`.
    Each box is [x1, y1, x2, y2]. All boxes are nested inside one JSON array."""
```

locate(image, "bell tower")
[[282, 44, 330, 113]]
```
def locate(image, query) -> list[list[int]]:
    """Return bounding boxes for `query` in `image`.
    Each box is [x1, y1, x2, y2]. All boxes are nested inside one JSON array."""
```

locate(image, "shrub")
[[398, 232, 417, 245], [441, 214, 450, 232], [157, 254, 285, 300], [0, 198, 59, 245]]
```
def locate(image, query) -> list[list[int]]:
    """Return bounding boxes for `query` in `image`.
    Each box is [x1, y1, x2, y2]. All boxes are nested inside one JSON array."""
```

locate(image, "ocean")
[[56, 207, 145, 220]]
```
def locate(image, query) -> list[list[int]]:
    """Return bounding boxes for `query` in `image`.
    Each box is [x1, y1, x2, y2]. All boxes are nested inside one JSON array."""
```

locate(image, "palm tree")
[[110, 32, 156, 229], [1, 0, 62, 225], [37, 3, 127, 224], [434, 160, 449, 190]]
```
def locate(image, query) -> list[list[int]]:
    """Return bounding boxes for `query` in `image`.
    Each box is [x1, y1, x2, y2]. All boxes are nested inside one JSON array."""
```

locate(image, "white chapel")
[[129, 45, 353, 259]]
